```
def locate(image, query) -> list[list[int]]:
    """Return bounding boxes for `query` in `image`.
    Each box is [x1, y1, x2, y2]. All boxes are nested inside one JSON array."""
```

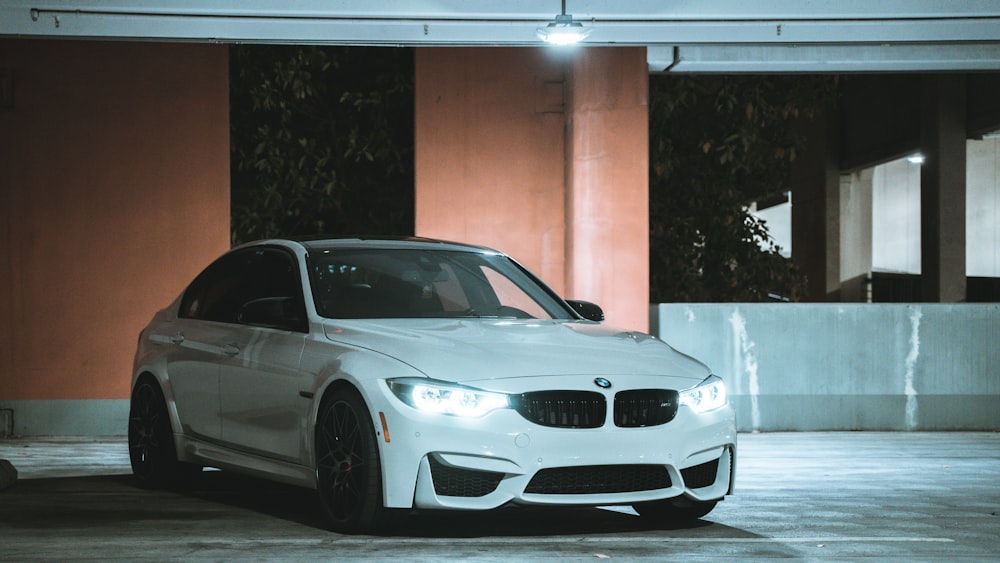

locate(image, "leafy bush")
[[230, 45, 414, 244], [649, 75, 838, 302]]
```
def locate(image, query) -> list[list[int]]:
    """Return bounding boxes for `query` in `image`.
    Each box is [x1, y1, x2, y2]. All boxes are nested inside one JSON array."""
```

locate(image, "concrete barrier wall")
[[651, 303, 1000, 431], [0, 400, 128, 437]]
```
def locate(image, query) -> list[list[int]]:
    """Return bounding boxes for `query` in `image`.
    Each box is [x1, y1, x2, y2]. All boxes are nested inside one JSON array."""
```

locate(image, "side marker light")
[[379, 411, 391, 443]]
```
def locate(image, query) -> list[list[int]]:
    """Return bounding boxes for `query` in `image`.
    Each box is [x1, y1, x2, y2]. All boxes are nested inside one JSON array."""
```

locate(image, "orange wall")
[[0, 40, 231, 401], [414, 47, 569, 292], [415, 47, 649, 331]]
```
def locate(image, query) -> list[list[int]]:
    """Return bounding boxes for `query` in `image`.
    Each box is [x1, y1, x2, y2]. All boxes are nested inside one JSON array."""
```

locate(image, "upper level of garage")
[[3, 0, 1000, 72]]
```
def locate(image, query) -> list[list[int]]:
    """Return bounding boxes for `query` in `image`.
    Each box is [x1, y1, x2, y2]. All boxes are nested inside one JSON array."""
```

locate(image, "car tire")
[[315, 387, 385, 534], [634, 497, 718, 525], [128, 376, 201, 488]]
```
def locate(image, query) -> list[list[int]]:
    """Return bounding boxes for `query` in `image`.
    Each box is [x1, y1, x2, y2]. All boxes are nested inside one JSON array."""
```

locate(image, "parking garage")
[[1, 1, 999, 559]]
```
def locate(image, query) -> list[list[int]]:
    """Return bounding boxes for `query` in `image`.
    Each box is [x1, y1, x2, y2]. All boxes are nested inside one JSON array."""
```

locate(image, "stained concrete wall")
[[652, 303, 1000, 431], [0, 40, 231, 435]]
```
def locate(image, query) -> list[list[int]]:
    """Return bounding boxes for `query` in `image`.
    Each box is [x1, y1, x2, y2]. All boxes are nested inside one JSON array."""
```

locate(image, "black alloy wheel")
[[315, 388, 385, 534], [128, 376, 197, 488]]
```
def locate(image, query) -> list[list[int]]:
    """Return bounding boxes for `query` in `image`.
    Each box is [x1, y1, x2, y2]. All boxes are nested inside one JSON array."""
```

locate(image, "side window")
[[179, 248, 307, 332], [179, 253, 245, 323], [238, 249, 308, 332]]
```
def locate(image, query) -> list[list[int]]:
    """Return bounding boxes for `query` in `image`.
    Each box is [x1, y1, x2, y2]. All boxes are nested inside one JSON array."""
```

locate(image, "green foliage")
[[230, 45, 414, 245], [649, 75, 838, 302]]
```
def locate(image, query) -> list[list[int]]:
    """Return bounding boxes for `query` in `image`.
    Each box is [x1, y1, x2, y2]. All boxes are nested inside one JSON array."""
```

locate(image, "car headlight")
[[387, 378, 509, 417], [679, 375, 727, 414]]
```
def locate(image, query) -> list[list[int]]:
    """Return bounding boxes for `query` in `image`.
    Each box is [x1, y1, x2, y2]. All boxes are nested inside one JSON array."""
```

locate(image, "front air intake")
[[525, 464, 672, 494], [428, 455, 504, 498], [680, 457, 720, 489]]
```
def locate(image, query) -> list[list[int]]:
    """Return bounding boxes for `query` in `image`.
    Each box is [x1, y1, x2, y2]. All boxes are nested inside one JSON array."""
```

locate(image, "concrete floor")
[[1, 432, 998, 561]]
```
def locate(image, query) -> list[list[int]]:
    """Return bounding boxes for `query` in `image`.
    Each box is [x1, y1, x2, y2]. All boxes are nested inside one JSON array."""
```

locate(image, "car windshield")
[[307, 248, 574, 320]]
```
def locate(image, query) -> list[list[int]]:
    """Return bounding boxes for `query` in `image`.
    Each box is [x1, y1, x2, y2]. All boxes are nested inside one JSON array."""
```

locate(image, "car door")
[[157, 251, 255, 442], [216, 247, 310, 463], [151, 317, 227, 441]]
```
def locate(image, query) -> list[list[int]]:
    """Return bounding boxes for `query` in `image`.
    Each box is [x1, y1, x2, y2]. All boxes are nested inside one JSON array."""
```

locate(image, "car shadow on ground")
[[1, 470, 756, 540], [174, 470, 746, 538], [0, 474, 232, 529]]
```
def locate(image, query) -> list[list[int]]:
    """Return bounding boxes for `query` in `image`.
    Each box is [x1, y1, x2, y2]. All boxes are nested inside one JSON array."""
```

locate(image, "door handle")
[[222, 343, 241, 356], [169, 332, 185, 344]]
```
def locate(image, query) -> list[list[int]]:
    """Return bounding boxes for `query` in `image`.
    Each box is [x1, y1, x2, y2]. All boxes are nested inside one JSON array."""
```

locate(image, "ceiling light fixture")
[[536, 1, 591, 46]]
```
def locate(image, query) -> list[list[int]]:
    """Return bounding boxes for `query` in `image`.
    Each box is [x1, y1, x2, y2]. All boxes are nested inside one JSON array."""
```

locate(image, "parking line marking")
[[341, 536, 957, 545], [577, 537, 956, 543], [164, 536, 957, 549]]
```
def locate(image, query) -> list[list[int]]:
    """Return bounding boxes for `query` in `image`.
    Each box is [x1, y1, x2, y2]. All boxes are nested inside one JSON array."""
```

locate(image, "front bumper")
[[368, 379, 737, 510]]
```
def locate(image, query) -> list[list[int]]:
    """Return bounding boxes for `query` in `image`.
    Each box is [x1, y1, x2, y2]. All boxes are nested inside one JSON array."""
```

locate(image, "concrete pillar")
[[791, 107, 842, 301], [564, 48, 649, 330], [920, 75, 967, 302], [415, 47, 650, 331], [966, 137, 1000, 278], [872, 158, 923, 275], [839, 169, 874, 302]]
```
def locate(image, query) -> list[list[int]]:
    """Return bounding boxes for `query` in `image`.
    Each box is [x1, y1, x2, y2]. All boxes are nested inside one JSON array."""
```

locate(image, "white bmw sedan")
[[129, 237, 736, 533]]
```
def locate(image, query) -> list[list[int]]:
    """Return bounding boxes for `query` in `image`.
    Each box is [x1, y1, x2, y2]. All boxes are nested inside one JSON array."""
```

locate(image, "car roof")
[[243, 236, 502, 255]]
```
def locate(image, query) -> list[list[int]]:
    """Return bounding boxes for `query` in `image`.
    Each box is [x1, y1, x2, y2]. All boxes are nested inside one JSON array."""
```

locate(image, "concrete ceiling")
[[3, 0, 1000, 72]]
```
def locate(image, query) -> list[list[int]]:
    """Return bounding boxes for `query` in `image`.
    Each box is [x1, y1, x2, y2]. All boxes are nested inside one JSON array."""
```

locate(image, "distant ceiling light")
[[537, 3, 591, 46], [907, 154, 925, 165]]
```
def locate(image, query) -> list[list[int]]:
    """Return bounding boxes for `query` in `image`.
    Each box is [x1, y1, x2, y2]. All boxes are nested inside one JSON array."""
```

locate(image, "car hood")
[[322, 318, 710, 385]]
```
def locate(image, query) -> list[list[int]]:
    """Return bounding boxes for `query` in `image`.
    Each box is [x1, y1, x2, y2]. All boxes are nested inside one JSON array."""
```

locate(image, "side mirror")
[[566, 300, 604, 322]]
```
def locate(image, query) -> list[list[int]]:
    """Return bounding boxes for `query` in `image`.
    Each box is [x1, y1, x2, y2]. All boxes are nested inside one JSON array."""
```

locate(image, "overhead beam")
[[3, 1, 1000, 71], [651, 44, 1000, 73], [3, 1, 1000, 45]]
